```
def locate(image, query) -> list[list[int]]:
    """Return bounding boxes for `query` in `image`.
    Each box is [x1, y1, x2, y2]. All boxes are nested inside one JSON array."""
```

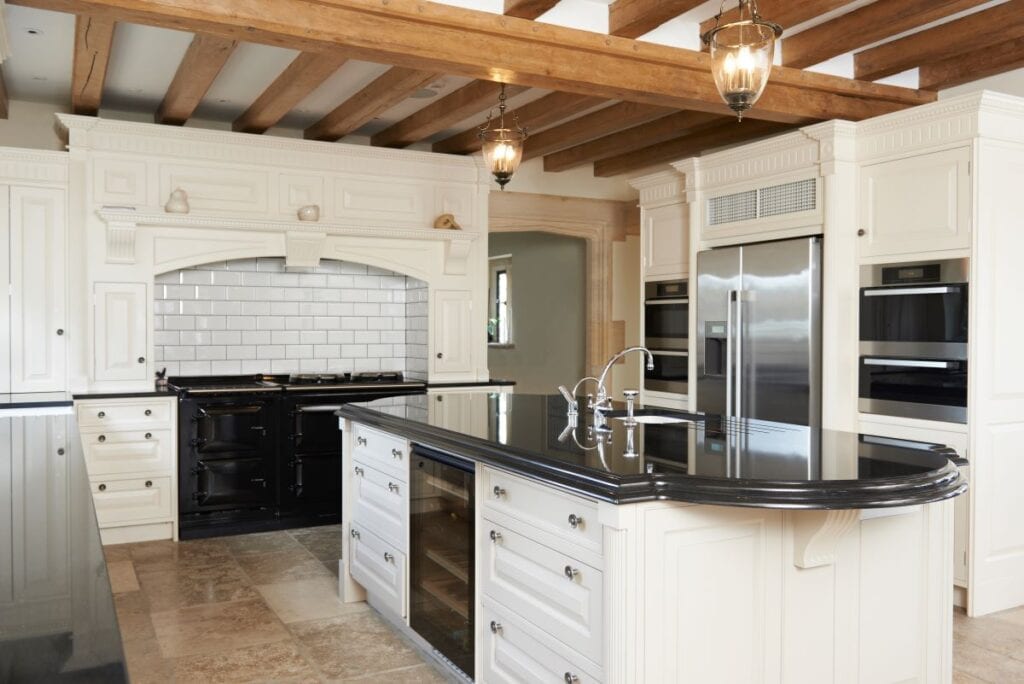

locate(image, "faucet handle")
[[623, 389, 639, 400]]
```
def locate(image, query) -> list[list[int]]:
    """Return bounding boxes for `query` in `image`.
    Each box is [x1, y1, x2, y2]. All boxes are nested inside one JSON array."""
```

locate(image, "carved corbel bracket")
[[791, 509, 860, 569], [444, 238, 473, 275], [285, 230, 328, 269], [105, 219, 138, 264]]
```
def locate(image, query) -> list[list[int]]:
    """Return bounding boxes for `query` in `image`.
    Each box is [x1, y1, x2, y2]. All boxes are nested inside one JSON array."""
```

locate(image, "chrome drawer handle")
[[568, 513, 583, 529], [492, 486, 506, 499], [564, 565, 579, 580], [391, 448, 402, 459], [354, 466, 364, 476], [564, 674, 579, 683], [383, 552, 394, 563], [98, 435, 106, 443], [145, 409, 152, 416], [145, 432, 152, 439], [356, 436, 367, 446], [97, 411, 106, 418], [388, 482, 399, 493], [489, 530, 502, 542], [489, 621, 502, 634], [350, 529, 361, 539]]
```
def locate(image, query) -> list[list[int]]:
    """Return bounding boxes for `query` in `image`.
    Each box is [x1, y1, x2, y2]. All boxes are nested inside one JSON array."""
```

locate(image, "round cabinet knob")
[[350, 529, 361, 539], [98, 435, 106, 443], [568, 513, 583, 529], [145, 409, 152, 416], [145, 480, 153, 488], [564, 565, 579, 580], [98, 483, 107, 492], [137, 357, 145, 364], [489, 621, 502, 634], [564, 674, 580, 683], [383, 552, 394, 563], [857, 228, 866, 237], [145, 432, 152, 439], [56, 328, 64, 336], [98, 411, 106, 418], [436, 352, 443, 359], [391, 448, 402, 459], [492, 486, 506, 499], [489, 530, 502, 542], [57, 448, 65, 456]]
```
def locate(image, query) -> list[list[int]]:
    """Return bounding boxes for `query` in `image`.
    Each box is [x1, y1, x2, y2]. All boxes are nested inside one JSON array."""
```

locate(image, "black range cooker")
[[169, 372, 426, 539]]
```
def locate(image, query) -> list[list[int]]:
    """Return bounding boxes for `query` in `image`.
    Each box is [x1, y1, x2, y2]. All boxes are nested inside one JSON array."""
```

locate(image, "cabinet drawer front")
[[92, 477, 172, 526], [481, 601, 601, 684], [482, 468, 601, 556], [351, 460, 408, 552], [349, 524, 406, 618], [350, 423, 409, 482], [77, 400, 174, 429], [82, 429, 173, 476], [480, 521, 604, 665]]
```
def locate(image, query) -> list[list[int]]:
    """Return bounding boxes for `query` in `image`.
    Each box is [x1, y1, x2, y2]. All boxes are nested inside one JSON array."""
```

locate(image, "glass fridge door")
[[409, 447, 475, 677]]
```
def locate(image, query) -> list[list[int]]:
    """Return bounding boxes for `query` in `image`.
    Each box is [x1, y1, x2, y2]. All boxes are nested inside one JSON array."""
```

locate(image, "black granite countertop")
[[72, 387, 174, 400], [426, 379, 516, 388], [0, 392, 74, 410], [337, 393, 967, 509], [0, 409, 128, 682]]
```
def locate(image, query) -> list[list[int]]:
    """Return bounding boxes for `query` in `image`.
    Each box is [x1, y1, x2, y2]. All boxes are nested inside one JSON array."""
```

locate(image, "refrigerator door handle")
[[726, 289, 735, 418], [733, 289, 744, 420]]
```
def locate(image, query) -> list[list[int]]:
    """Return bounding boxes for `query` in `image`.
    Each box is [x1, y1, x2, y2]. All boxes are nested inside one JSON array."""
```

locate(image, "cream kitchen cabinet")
[[641, 202, 689, 280], [858, 146, 971, 260], [93, 282, 148, 383], [431, 289, 474, 376], [0, 188, 9, 394]]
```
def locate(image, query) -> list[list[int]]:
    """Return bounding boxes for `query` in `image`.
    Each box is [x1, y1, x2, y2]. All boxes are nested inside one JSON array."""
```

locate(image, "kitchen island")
[[337, 392, 966, 683]]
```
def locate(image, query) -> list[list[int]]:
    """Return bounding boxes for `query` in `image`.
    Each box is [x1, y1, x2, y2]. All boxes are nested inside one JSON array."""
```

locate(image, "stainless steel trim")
[[644, 336, 688, 351], [645, 298, 689, 305], [726, 289, 734, 419], [734, 289, 744, 420], [860, 257, 969, 288], [862, 358, 957, 369], [863, 286, 960, 297], [860, 341, 967, 360], [644, 378, 688, 394], [861, 434, 944, 452], [858, 397, 966, 424], [651, 350, 689, 357]]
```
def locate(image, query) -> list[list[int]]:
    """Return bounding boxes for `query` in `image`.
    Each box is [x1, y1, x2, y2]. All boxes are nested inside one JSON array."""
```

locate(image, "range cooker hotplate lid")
[[286, 373, 353, 385], [167, 374, 281, 389]]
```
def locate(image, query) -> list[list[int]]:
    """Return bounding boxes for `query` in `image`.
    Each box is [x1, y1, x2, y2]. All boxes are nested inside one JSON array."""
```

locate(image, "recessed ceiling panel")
[[2, 5, 74, 104], [278, 59, 394, 129], [103, 22, 193, 111], [193, 42, 300, 121]]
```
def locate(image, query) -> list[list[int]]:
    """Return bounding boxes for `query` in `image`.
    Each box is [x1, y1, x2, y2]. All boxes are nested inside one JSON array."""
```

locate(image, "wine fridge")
[[409, 446, 475, 677]]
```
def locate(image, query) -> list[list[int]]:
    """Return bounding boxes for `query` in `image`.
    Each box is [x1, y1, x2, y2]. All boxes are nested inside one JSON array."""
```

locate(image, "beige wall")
[[611, 234, 641, 396], [487, 232, 587, 394]]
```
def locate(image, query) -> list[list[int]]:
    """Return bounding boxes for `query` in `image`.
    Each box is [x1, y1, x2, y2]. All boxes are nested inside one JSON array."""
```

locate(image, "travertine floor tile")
[[138, 559, 260, 612], [322, 559, 340, 577], [289, 611, 425, 680], [290, 525, 343, 561], [122, 637, 174, 684], [172, 639, 321, 683], [130, 538, 231, 572], [236, 548, 332, 584], [340, 663, 451, 683], [106, 560, 140, 593], [954, 640, 1024, 682], [113, 590, 156, 643], [151, 598, 291, 658], [955, 609, 1024, 662], [954, 670, 991, 683], [224, 530, 305, 557], [257, 576, 367, 624], [103, 544, 133, 564]]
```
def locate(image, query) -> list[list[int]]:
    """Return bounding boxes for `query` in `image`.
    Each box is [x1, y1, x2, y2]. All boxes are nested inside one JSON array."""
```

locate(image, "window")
[[488, 255, 512, 346]]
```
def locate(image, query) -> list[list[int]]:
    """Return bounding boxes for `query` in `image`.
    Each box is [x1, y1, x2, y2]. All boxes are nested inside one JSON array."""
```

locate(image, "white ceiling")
[[2, 0, 1022, 144]]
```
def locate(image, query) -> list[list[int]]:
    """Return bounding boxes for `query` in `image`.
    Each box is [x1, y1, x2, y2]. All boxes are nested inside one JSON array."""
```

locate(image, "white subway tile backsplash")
[[154, 257, 428, 378]]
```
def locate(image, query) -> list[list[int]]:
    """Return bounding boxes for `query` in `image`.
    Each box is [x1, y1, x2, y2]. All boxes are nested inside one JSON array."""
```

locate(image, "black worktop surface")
[[0, 392, 75, 409], [0, 409, 128, 682], [338, 392, 966, 509]]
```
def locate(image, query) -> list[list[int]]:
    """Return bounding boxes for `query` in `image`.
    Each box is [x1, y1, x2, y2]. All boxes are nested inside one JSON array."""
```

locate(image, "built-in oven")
[[644, 280, 689, 352], [645, 350, 688, 394], [858, 258, 968, 423]]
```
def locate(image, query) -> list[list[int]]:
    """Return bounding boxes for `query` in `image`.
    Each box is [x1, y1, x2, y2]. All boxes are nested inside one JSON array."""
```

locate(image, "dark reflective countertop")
[[338, 393, 967, 508], [0, 409, 128, 682], [0, 392, 74, 410]]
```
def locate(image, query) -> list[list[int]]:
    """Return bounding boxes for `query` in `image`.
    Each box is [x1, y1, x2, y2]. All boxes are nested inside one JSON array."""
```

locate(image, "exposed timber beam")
[[155, 32, 237, 125], [72, 14, 116, 115], [433, 92, 603, 155], [783, 0, 991, 69], [304, 67, 439, 142], [919, 36, 1024, 92], [545, 110, 723, 172], [699, 0, 856, 44], [503, 0, 559, 19], [9, 0, 934, 124], [523, 101, 671, 160], [854, 0, 1024, 82], [609, 0, 705, 39], [593, 119, 789, 177], [233, 52, 347, 134], [372, 81, 527, 149]]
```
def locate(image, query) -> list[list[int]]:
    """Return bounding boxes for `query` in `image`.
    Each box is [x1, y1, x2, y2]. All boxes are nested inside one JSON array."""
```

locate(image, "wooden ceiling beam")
[[523, 101, 671, 160], [372, 81, 527, 149], [305, 67, 439, 142], [609, 0, 705, 39], [432, 91, 603, 155], [233, 52, 347, 134], [503, 0, 560, 20], [784, 0, 991, 70], [545, 110, 724, 172], [919, 36, 1024, 92], [593, 119, 789, 177], [155, 32, 236, 125], [855, 0, 1024, 82], [71, 14, 116, 115], [9, 0, 933, 124], [699, 0, 856, 42]]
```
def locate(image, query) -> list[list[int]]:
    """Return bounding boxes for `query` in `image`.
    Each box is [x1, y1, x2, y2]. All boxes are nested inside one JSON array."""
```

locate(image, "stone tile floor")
[[105, 525, 449, 683], [107, 526, 1024, 683]]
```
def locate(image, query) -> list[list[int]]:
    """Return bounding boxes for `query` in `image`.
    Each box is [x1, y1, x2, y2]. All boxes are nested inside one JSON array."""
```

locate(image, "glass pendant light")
[[478, 84, 527, 190], [701, 0, 783, 121]]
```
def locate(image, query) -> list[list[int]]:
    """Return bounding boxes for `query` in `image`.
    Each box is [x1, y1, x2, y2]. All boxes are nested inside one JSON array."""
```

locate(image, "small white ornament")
[[297, 204, 321, 222], [164, 187, 190, 214]]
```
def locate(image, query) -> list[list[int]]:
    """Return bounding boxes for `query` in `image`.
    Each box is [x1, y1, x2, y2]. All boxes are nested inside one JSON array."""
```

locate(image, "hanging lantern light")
[[701, 0, 783, 121], [478, 84, 527, 190]]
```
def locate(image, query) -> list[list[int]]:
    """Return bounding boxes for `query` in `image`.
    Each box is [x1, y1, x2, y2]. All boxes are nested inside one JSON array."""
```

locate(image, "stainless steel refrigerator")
[[696, 236, 822, 427]]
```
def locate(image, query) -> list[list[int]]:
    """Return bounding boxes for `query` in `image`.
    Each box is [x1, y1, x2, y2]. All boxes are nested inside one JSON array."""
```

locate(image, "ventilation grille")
[[707, 178, 816, 226]]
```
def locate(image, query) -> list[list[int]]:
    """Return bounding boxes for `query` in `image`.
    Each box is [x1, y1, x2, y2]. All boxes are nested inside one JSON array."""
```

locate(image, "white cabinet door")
[[10, 186, 66, 392], [94, 282, 148, 382], [859, 147, 971, 259], [431, 289, 474, 376], [0, 418, 12, 608], [642, 203, 688, 280], [0, 186, 10, 394]]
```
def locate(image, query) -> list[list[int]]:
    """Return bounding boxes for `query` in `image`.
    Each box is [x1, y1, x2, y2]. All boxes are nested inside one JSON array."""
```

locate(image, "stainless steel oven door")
[[645, 350, 688, 394], [858, 356, 967, 423], [644, 298, 689, 352]]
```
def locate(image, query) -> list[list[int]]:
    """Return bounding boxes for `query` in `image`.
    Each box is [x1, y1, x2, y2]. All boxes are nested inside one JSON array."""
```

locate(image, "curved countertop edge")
[[337, 404, 968, 510]]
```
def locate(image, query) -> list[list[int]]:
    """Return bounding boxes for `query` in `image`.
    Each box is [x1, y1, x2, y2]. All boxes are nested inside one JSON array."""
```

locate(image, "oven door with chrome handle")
[[644, 298, 689, 352], [645, 350, 688, 395], [860, 283, 968, 357], [858, 357, 967, 423]]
